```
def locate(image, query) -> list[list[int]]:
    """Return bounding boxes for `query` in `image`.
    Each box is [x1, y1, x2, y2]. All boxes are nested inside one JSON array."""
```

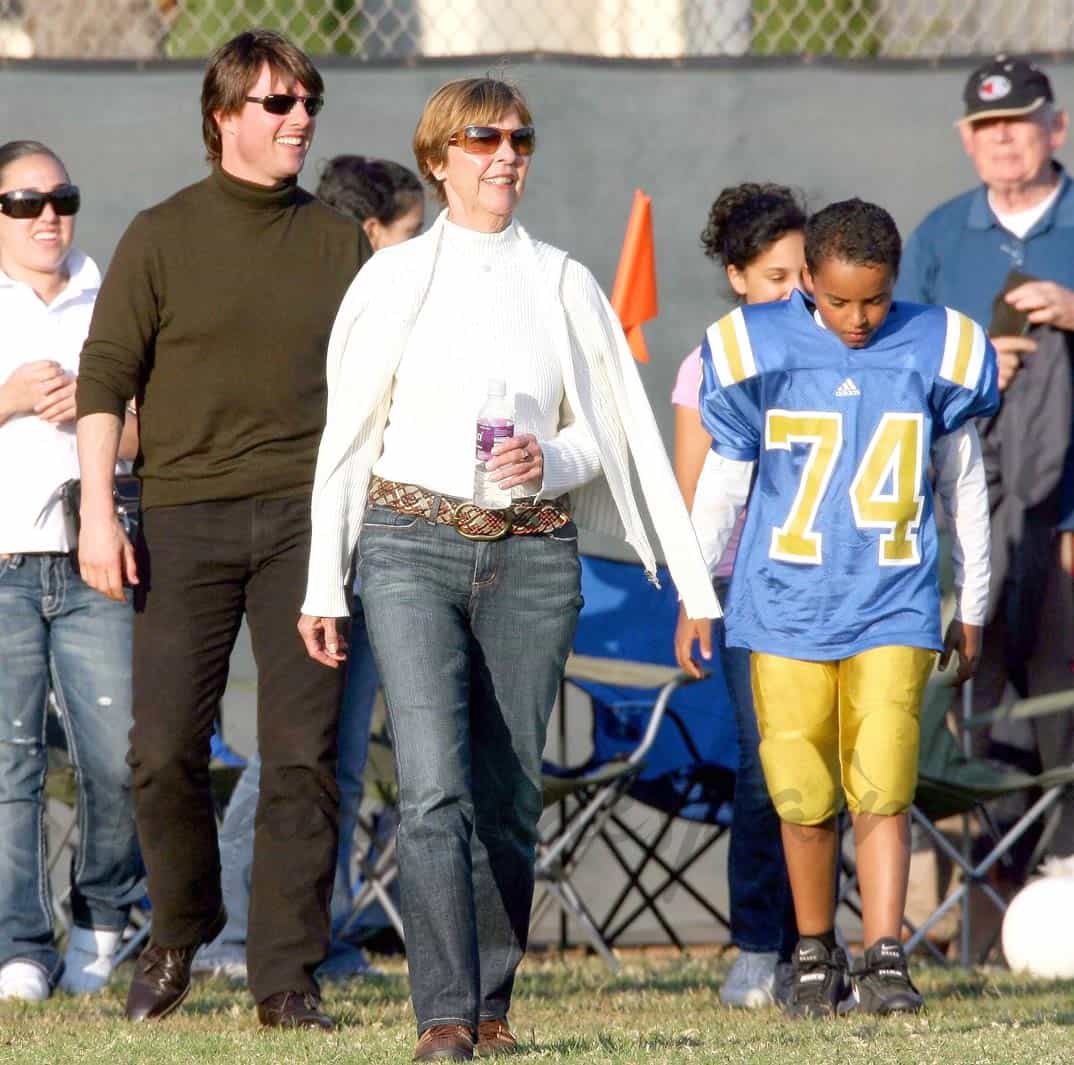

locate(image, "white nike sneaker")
[[719, 950, 780, 1008], [59, 927, 123, 994], [0, 960, 51, 1001]]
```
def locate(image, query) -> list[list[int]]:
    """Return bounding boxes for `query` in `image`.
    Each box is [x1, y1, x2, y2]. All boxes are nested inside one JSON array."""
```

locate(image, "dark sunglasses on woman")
[[448, 126, 536, 157], [0, 184, 81, 219], [245, 93, 325, 117]]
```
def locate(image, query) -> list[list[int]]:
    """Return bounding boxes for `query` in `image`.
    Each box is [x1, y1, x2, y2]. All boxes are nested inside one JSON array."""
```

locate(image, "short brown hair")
[[201, 29, 324, 163], [412, 78, 533, 204]]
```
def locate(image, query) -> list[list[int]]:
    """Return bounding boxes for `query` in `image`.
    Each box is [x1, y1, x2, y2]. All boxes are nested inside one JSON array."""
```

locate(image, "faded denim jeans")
[[0, 553, 142, 984], [358, 507, 581, 1034]]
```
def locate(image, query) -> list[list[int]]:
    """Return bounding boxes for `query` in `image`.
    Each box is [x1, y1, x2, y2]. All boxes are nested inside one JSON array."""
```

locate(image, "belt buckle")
[[454, 502, 511, 541]]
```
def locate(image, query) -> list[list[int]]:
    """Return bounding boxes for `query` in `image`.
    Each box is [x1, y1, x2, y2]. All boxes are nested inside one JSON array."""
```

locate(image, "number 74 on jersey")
[[766, 410, 924, 567]]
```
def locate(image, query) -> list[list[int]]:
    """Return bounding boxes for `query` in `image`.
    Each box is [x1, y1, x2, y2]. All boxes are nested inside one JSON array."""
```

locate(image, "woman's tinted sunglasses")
[[447, 126, 536, 157]]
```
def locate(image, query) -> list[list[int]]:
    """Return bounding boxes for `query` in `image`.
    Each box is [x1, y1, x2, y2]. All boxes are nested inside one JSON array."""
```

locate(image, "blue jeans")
[[212, 596, 380, 951], [358, 508, 581, 1033], [717, 611, 797, 960], [0, 554, 142, 982], [332, 596, 380, 930]]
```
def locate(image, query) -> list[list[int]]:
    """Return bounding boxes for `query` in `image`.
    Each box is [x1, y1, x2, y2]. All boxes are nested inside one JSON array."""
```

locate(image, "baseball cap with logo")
[[959, 54, 1054, 125]]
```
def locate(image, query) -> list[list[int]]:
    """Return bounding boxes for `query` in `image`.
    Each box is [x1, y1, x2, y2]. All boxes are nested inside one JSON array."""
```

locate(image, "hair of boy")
[[700, 182, 806, 269], [201, 29, 324, 164], [805, 198, 902, 277], [316, 155, 423, 225]]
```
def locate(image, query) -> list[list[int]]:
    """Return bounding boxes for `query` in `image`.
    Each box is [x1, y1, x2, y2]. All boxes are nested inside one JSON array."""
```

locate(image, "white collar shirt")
[[0, 250, 101, 552]]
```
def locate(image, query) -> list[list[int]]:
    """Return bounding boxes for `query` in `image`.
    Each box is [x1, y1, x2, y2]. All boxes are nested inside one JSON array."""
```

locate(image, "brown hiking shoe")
[[477, 1017, 519, 1056], [413, 1024, 475, 1061]]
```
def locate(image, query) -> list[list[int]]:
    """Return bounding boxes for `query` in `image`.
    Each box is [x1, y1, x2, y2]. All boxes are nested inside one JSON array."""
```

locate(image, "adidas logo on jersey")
[[834, 377, 861, 397]]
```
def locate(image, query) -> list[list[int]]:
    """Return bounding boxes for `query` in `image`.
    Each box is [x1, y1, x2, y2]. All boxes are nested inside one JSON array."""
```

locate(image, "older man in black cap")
[[898, 55, 1074, 868], [900, 55, 1074, 382]]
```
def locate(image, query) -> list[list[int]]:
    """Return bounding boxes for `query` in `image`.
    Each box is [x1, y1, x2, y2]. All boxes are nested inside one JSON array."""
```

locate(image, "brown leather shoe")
[[125, 907, 227, 1022], [413, 1023, 475, 1061], [256, 991, 335, 1031], [477, 1018, 519, 1056]]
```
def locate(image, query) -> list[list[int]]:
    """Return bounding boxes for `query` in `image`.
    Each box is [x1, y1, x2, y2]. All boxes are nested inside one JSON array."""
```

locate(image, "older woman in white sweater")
[[299, 78, 716, 1063]]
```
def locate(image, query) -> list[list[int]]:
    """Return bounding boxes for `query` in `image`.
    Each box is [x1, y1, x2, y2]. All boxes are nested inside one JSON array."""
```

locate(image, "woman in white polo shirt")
[[0, 140, 142, 1001]]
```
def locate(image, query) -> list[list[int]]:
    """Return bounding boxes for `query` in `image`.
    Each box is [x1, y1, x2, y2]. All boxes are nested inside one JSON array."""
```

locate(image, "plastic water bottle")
[[473, 378, 514, 510]]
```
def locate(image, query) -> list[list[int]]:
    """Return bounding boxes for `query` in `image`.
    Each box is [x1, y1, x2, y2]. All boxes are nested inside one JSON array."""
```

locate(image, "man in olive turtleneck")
[[75, 30, 370, 1030]]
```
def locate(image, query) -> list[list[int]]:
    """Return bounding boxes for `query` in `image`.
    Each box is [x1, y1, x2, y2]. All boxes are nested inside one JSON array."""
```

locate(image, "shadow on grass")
[[518, 962, 723, 999], [533, 1032, 704, 1055], [922, 972, 1074, 1007]]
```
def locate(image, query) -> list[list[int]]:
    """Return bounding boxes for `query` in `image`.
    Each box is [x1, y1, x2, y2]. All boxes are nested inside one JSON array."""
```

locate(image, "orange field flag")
[[610, 189, 658, 364]]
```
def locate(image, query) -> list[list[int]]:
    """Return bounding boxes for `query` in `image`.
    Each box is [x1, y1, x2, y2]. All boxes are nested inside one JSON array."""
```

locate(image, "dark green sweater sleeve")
[[76, 211, 161, 420]]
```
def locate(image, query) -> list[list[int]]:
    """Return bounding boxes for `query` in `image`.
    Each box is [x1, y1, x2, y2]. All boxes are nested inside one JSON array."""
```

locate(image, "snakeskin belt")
[[367, 475, 571, 542]]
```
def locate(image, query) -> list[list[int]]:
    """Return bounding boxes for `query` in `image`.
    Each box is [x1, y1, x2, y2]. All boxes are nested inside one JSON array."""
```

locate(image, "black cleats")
[[783, 936, 852, 1019], [852, 937, 925, 1015]]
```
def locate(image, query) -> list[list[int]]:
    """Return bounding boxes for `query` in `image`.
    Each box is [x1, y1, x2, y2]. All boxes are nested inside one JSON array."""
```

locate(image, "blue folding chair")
[[533, 555, 738, 968]]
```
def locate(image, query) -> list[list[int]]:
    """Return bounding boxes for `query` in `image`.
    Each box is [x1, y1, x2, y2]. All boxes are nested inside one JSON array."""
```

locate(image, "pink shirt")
[[672, 347, 744, 578]]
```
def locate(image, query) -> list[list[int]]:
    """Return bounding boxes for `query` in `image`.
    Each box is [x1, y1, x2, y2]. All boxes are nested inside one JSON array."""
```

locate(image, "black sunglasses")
[[0, 184, 81, 220], [245, 93, 325, 117]]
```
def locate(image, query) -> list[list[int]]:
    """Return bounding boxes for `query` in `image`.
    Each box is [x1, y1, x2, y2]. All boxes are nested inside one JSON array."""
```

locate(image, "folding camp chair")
[[838, 678, 1074, 965], [533, 555, 738, 970]]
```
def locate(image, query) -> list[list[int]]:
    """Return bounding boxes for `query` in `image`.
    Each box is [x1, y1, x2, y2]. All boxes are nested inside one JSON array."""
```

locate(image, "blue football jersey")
[[699, 290, 1000, 660]]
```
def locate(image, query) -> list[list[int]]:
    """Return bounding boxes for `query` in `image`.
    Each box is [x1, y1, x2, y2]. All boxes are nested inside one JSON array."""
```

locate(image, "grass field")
[[1, 952, 1073, 1064]]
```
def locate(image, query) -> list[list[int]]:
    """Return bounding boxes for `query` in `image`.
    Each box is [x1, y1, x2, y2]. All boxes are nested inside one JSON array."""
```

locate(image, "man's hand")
[[0, 360, 63, 422], [298, 614, 348, 668], [674, 604, 712, 680], [990, 334, 1037, 391], [34, 371, 77, 424], [1006, 280, 1074, 331], [78, 509, 138, 602], [939, 618, 981, 685]]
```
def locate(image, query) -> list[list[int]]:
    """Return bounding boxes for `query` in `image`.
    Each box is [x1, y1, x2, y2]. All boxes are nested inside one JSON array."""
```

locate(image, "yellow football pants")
[[750, 645, 935, 826]]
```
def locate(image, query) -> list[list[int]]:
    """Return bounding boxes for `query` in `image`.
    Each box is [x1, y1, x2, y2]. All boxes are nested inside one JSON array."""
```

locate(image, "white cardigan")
[[302, 211, 720, 621]]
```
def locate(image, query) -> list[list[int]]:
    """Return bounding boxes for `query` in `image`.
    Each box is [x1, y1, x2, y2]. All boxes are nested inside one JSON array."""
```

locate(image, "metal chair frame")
[[532, 654, 708, 971]]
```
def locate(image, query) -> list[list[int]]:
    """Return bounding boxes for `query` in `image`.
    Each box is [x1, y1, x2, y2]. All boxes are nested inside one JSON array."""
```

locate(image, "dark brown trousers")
[[128, 496, 343, 1001]]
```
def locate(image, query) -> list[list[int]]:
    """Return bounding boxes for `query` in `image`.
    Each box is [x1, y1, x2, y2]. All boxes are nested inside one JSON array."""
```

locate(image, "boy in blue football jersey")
[[676, 200, 999, 1017]]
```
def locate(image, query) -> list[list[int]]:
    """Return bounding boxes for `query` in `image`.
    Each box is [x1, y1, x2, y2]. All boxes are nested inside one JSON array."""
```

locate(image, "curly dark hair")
[[805, 198, 901, 276], [700, 183, 807, 269], [315, 155, 423, 225]]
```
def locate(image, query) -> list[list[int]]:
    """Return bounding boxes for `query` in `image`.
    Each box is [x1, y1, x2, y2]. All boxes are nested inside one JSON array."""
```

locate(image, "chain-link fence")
[[1, 1, 1072, 61]]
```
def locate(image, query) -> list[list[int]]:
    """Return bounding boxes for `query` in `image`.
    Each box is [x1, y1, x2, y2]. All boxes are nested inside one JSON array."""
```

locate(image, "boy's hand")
[[939, 618, 981, 684], [674, 604, 712, 680]]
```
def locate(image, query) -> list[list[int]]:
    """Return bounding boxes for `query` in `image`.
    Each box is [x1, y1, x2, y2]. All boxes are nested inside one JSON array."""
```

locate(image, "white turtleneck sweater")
[[303, 211, 721, 621], [373, 219, 602, 499]]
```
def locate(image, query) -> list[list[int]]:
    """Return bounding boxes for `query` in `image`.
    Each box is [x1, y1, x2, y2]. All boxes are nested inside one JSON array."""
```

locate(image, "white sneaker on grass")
[[0, 960, 50, 1001], [60, 927, 123, 994], [719, 950, 780, 1008]]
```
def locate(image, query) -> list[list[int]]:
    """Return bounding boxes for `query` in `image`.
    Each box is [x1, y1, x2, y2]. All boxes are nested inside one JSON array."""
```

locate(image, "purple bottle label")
[[476, 418, 514, 460]]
